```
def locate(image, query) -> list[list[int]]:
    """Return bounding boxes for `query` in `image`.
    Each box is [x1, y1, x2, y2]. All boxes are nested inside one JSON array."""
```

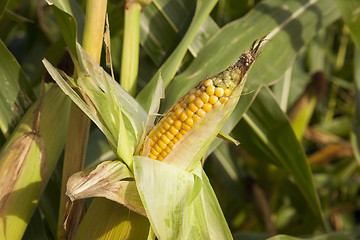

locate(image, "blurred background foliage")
[[1, 0, 360, 239]]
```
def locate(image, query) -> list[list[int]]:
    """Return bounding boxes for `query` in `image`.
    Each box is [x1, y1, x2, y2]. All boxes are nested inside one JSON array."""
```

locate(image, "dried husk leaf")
[[0, 133, 47, 240], [66, 161, 146, 216]]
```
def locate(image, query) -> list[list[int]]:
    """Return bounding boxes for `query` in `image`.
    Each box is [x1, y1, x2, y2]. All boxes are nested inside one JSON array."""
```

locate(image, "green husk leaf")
[[75, 43, 147, 147], [75, 198, 149, 240], [217, 131, 240, 146], [133, 157, 232, 239]]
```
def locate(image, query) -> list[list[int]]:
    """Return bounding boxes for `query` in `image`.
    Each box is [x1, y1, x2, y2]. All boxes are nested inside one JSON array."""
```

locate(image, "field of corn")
[[1, 0, 360, 239]]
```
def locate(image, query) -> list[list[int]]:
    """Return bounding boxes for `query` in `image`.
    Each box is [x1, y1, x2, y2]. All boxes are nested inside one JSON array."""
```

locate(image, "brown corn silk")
[[140, 36, 266, 161]]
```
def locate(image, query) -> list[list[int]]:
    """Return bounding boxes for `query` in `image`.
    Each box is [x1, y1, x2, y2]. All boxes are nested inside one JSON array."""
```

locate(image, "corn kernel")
[[182, 124, 191, 131], [206, 85, 215, 95], [204, 79, 213, 87], [159, 127, 165, 134], [185, 117, 194, 127], [187, 94, 196, 103], [161, 151, 168, 158], [157, 155, 164, 161], [165, 146, 172, 154], [185, 108, 194, 118], [220, 97, 229, 104], [156, 131, 162, 138], [214, 87, 224, 97], [161, 135, 170, 144], [173, 120, 182, 130], [166, 117, 174, 125], [200, 92, 209, 103], [196, 108, 206, 117], [172, 138, 178, 144], [168, 141, 174, 148], [188, 103, 198, 112], [175, 133, 183, 139], [165, 131, 174, 140], [169, 126, 179, 135], [213, 101, 221, 108], [154, 144, 162, 153], [150, 148, 159, 156], [224, 88, 231, 97], [163, 122, 171, 130], [149, 153, 156, 159], [179, 112, 187, 121], [180, 129, 187, 135], [208, 95, 218, 104], [158, 140, 166, 149], [175, 108, 183, 117], [193, 114, 201, 122], [194, 97, 204, 108], [196, 89, 202, 96], [202, 103, 212, 112]]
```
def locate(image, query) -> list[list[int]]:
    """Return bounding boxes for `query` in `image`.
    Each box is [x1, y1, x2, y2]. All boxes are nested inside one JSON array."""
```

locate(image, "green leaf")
[[165, 0, 341, 110], [352, 50, 360, 164], [0, 39, 35, 138], [46, 0, 85, 58], [0, 0, 8, 18], [136, 0, 218, 111], [335, 0, 360, 50], [233, 87, 324, 226]]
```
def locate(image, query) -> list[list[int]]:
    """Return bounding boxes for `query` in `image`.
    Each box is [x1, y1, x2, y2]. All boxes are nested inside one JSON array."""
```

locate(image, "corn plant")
[[0, 0, 360, 239]]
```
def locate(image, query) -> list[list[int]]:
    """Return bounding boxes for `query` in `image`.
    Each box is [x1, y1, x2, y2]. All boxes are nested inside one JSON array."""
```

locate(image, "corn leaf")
[[335, 0, 360, 50], [0, 0, 8, 17], [46, 0, 85, 58], [165, 0, 341, 109], [352, 50, 360, 164], [233, 87, 324, 226], [136, 0, 218, 111], [0, 39, 35, 138]]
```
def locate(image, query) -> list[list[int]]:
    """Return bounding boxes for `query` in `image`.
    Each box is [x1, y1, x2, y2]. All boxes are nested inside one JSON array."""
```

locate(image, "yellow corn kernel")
[[185, 108, 194, 118], [193, 114, 201, 122], [194, 97, 204, 108], [158, 140, 166, 149], [175, 133, 183, 140], [175, 108, 183, 118], [185, 117, 194, 127], [165, 146, 172, 154], [200, 92, 209, 103], [173, 120, 182, 130], [179, 112, 187, 121], [188, 103, 198, 112], [150, 148, 159, 156], [182, 123, 191, 131], [214, 87, 224, 97], [165, 131, 174, 140], [208, 95, 218, 104], [204, 79, 213, 87], [163, 122, 171, 130], [196, 108, 206, 117], [149, 153, 156, 159], [154, 144, 162, 153], [180, 129, 187, 135], [169, 126, 179, 135], [161, 135, 170, 144], [202, 103, 212, 112], [157, 155, 164, 161], [161, 151, 168, 158], [168, 141, 175, 148], [224, 88, 231, 97], [206, 85, 215, 95]]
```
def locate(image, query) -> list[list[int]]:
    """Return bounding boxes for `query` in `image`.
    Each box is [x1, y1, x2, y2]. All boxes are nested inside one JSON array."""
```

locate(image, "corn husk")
[[0, 86, 70, 240]]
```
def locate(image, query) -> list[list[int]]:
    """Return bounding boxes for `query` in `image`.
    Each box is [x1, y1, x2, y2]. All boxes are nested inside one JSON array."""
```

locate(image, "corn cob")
[[140, 36, 266, 161]]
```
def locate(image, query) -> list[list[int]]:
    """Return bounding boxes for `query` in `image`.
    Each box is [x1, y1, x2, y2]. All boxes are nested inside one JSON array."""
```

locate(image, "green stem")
[[57, 0, 108, 239], [120, 1, 141, 96]]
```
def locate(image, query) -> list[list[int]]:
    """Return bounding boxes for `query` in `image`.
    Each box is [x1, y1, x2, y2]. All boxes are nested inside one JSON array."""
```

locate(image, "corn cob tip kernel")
[[140, 35, 267, 161]]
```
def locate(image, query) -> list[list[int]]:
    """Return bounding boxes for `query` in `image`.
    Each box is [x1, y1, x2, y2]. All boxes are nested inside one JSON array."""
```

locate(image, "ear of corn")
[[140, 36, 266, 162]]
